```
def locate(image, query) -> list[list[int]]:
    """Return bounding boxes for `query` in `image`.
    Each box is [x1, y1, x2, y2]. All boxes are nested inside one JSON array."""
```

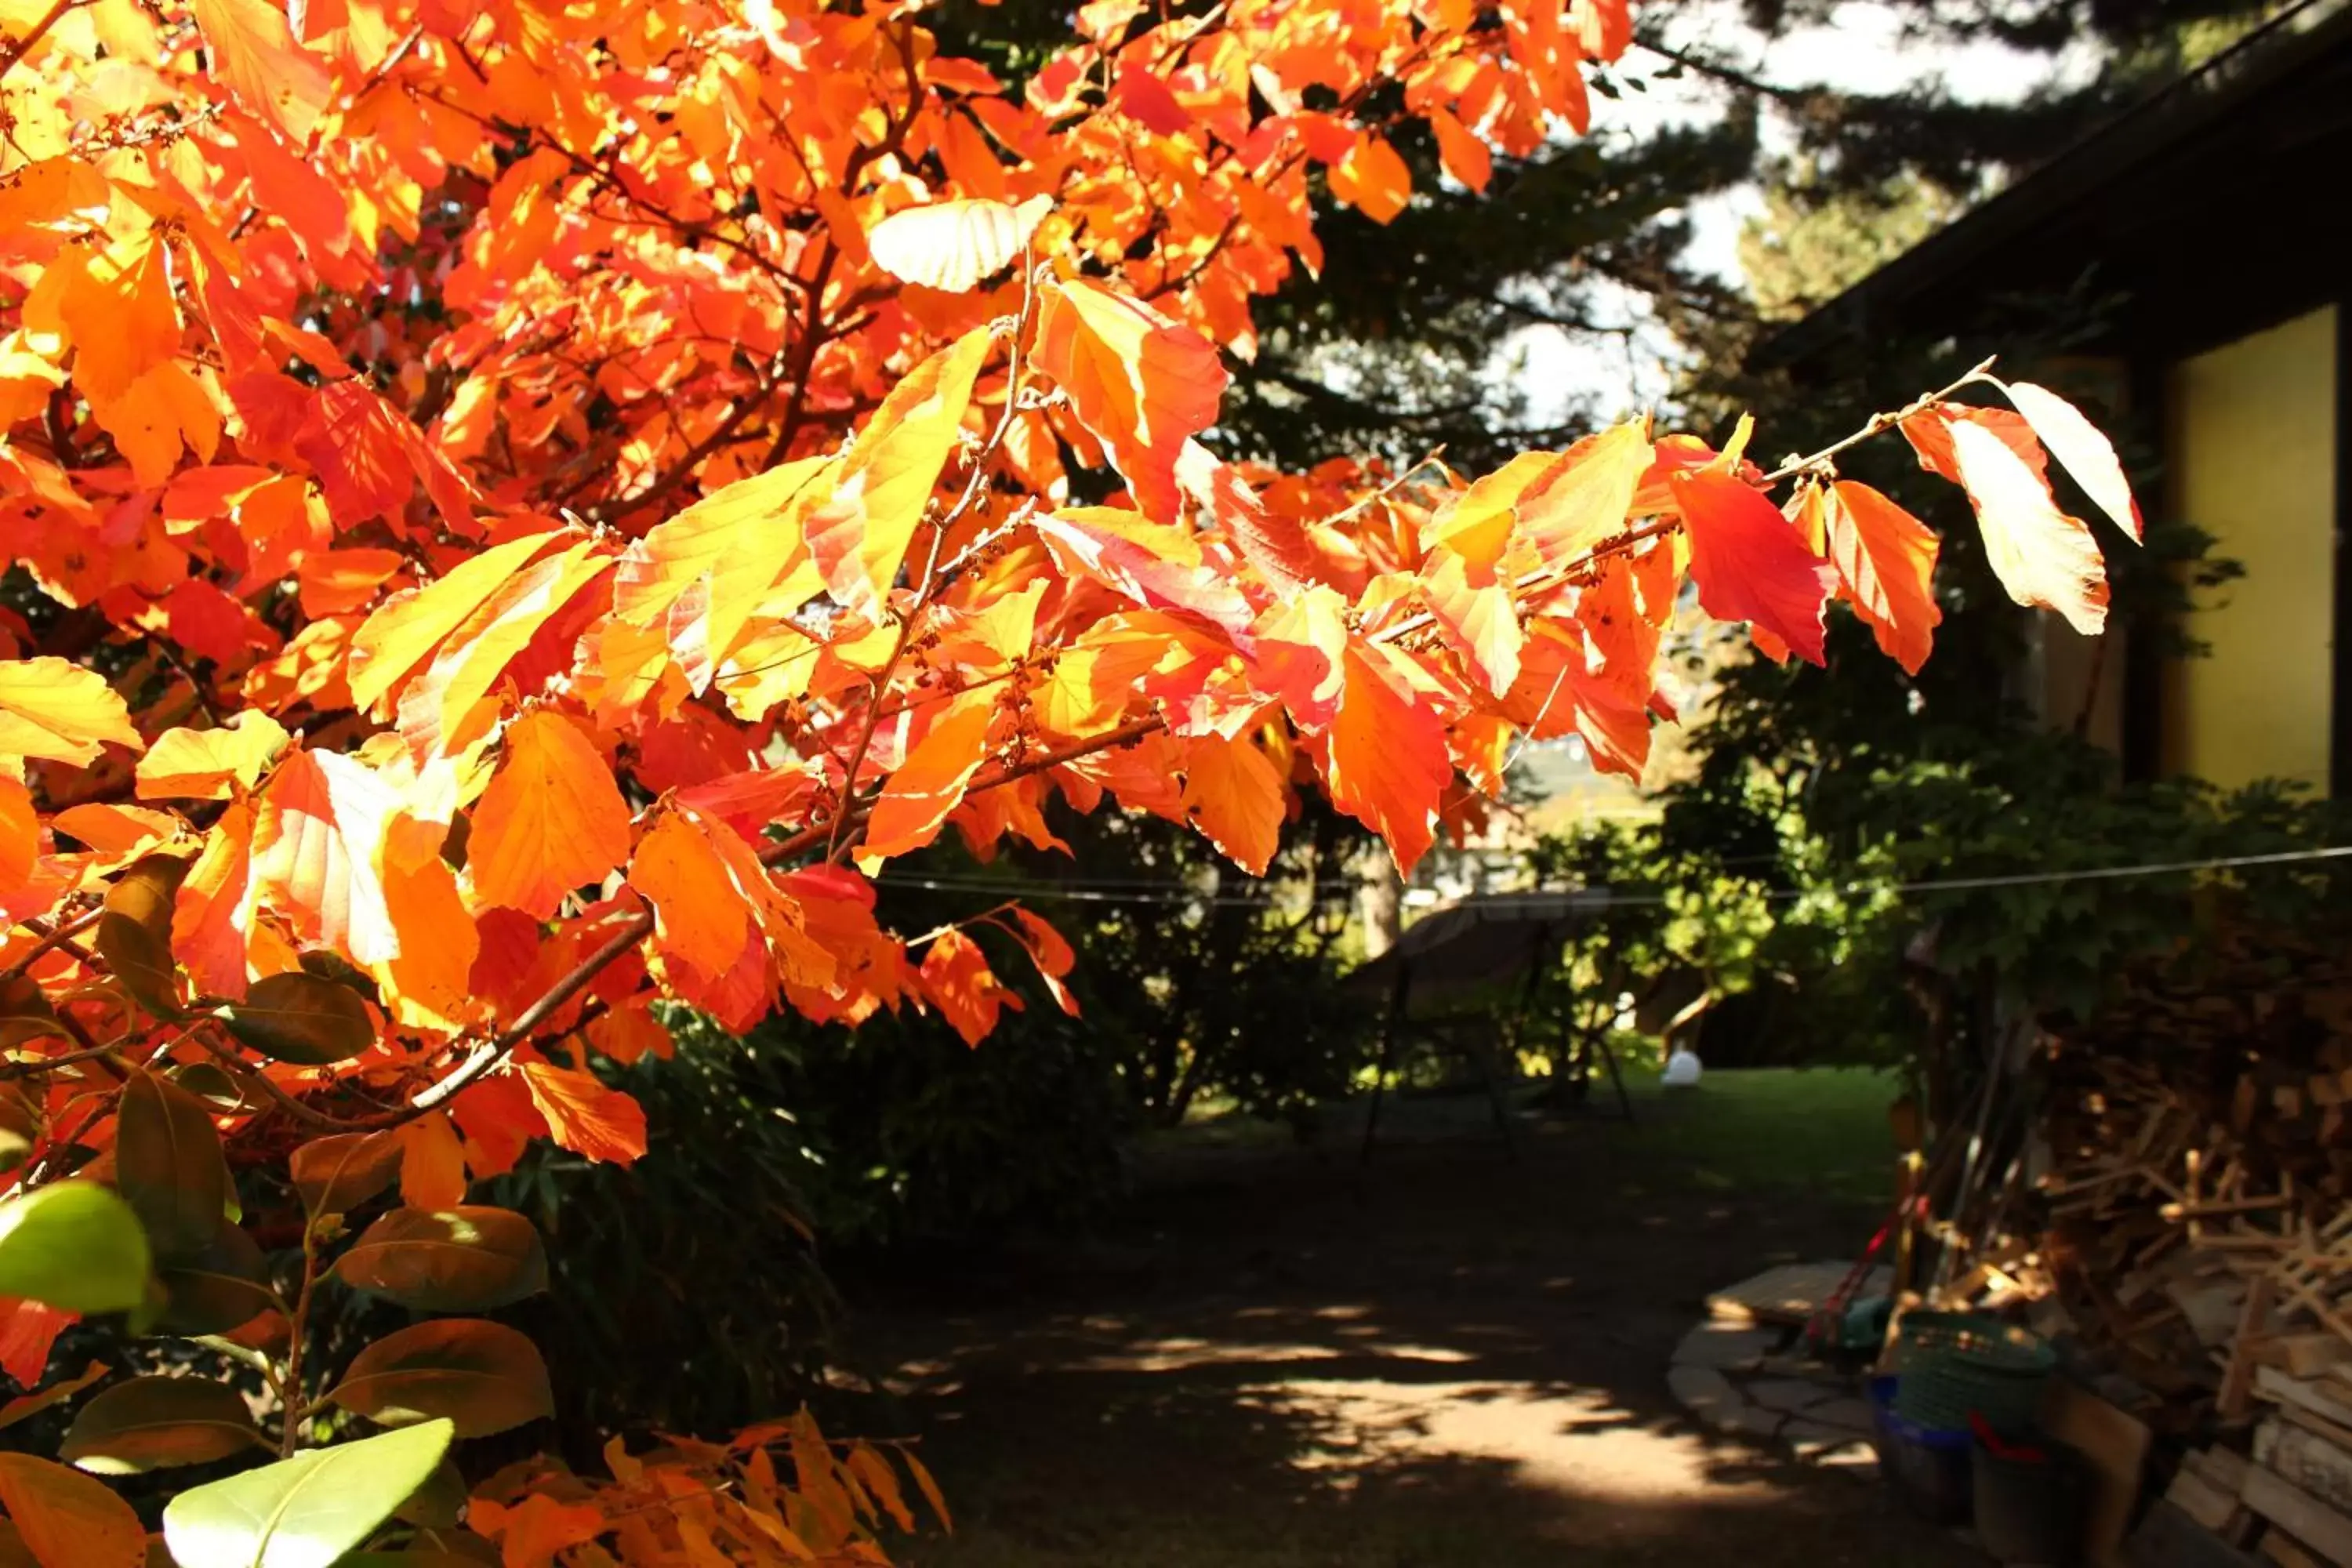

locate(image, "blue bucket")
[[1870, 1374, 1974, 1525]]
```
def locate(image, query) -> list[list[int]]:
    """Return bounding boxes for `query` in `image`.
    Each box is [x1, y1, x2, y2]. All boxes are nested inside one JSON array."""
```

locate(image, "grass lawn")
[[1595, 1065, 1906, 1207]]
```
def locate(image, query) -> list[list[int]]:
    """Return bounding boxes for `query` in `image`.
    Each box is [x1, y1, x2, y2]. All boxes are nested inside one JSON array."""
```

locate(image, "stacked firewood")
[[1921, 934, 2352, 1561]]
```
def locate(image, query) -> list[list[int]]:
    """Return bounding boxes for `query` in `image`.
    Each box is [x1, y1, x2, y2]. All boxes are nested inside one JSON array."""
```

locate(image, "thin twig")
[[2, 906, 103, 981]]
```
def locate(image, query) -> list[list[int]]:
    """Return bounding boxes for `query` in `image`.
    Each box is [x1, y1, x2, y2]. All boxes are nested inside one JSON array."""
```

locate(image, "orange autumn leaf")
[[1428, 107, 1493, 193], [1324, 644, 1453, 875], [377, 811, 481, 1031], [1330, 132, 1412, 223], [1179, 731, 1284, 877], [628, 808, 754, 977], [1417, 550, 1522, 696], [587, 998, 673, 1065], [0, 775, 34, 896], [250, 748, 400, 966], [173, 800, 259, 998], [860, 691, 997, 862], [52, 236, 180, 404], [467, 711, 633, 920], [1826, 481, 1943, 675], [394, 540, 615, 759], [0, 1301, 76, 1392], [917, 927, 1022, 1047], [190, 0, 336, 140], [468, 1492, 608, 1568], [1520, 420, 1654, 570], [0, 1453, 146, 1568], [396, 1111, 470, 1209], [520, 1061, 648, 1167], [1947, 416, 2111, 636], [1033, 278, 1229, 523], [0, 658, 143, 766]]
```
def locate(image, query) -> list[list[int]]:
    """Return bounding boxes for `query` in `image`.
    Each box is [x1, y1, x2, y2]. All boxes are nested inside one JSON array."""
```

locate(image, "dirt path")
[[841, 1098, 1980, 1567]]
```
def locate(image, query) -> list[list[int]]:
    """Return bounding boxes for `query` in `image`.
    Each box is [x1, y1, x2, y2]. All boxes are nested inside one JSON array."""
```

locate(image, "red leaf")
[[1004, 907, 1080, 1016], [1668, 469, 1836, 665], [0, 1300, 74, 1391], [1114, 65, 1192, 136], [1033, 509, 1256, 639], [520, 1062, 648, 1167], [1175, 440, 1318, 593]]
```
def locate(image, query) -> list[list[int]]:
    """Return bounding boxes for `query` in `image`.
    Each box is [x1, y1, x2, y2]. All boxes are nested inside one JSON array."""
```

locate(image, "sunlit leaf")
[[867, 194, 1051, 292], [0, 1184, 151, 1317], [466, 711, 632, 921], [162, 1419, 454, 1568], [0, 659, 143, 768], [1034, 279, 1229, 523], [1947, 415, 2110, 636]]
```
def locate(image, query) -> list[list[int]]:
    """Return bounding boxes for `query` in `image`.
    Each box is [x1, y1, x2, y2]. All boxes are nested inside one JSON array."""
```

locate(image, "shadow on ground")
[[838, 1080, 1977, 1567]]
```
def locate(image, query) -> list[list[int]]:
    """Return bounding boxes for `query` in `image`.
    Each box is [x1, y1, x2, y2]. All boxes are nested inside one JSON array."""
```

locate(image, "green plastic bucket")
[[1887, 1312, 2054, 1435]]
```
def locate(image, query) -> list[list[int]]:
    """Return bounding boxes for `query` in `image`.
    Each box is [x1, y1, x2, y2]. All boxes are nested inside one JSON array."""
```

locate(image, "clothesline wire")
[[871, 844, 2352, 910]]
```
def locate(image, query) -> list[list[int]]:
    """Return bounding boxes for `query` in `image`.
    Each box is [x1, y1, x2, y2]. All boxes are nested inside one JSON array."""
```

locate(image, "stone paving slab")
[[1669, 1261, 1885, 1479]]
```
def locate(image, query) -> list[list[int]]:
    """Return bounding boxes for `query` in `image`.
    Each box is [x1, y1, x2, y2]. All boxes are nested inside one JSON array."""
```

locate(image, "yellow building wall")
[[2163, 306, 2338, 792]]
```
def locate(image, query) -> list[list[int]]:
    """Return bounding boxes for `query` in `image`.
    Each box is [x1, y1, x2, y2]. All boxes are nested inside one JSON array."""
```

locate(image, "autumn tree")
[[0, 0, 2144, 1561]]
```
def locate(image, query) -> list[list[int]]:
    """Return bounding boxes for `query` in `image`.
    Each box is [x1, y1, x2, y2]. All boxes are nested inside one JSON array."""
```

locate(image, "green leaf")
[[328, 1319, 552, 1439], [157, 1221, 276, 1336], [97, 854, 190, 1019], [216, 972, 375, 1065], [332, 1207, 546, 1313], [0, 1182, 151, 1316], [118, 1069, 230, 1261], [60, 1376, 267, 1475], [287, 1133, 401, 1218], [160, 1418, 454, 1568]]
